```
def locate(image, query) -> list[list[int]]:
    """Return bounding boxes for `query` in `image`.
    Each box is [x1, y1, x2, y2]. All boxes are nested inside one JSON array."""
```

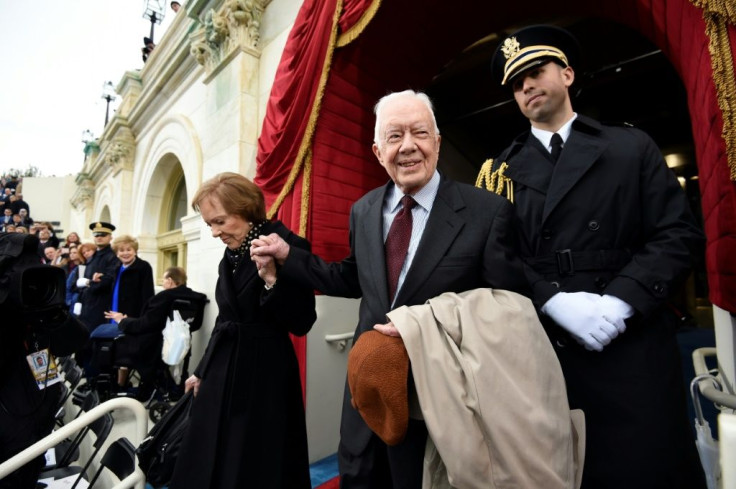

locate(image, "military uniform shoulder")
[[474, 132, 527, 201], [602, 120, 635, 128], [496, 131, 529, 162], [597, 119, 655, 143], [575, 115, 652, 141], [458, 180, 510, 204]]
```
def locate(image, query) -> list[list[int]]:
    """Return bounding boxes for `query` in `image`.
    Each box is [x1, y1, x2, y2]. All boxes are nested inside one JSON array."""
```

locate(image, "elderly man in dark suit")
[[251, 90, 527, 489]]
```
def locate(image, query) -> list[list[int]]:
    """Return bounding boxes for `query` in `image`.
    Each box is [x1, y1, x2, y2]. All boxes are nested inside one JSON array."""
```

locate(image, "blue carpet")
[[310, 453, 339, 488]]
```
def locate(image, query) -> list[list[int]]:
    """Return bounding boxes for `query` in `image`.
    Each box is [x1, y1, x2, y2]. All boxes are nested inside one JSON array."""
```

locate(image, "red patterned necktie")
[[385, 195, 416, 302]]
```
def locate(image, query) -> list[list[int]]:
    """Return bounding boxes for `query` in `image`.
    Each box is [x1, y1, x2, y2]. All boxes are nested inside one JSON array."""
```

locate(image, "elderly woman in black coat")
[[170, 173, 317, 489]]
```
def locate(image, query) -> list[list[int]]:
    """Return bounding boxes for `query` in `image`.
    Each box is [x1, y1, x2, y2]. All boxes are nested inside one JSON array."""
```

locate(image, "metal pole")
[[104, 97, 111, 126], [149, 12, 157, 43]]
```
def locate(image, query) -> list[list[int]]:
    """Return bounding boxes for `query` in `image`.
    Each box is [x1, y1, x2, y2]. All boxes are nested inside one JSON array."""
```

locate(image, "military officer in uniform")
[[74, 222, 119, 332], [477, 25, 706, 489]]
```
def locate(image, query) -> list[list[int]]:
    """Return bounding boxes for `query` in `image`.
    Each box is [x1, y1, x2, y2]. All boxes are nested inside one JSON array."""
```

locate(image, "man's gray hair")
[[373, 90, 440, 146]]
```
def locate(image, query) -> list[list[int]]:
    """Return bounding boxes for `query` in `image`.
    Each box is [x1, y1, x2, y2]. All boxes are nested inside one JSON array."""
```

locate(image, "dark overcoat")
[[170, 221, 316, 489], [76, 245, 118, 331], [112, 258, 155, 317], [492, 114, 705, 489], [281, 175, 528, 484]]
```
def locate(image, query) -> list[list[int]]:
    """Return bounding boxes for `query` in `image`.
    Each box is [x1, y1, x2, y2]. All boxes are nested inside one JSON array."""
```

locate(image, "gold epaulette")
[[475, 159, 514, 203]]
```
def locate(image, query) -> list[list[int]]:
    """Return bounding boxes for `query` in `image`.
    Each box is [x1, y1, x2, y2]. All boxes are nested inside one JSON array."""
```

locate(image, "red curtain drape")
[[255, 0, 340, 210], [254, 0, 379, 400]]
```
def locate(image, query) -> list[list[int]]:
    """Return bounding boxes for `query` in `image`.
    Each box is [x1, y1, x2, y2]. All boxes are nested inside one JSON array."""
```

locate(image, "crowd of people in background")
[[0, 173, 168, 400], [0, 175, 90, 302]]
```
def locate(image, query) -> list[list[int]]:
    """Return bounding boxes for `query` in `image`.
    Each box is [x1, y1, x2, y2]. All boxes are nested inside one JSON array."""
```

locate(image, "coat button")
[[550, 281, 560, 288], [653, 282, 665, 294], [588, 220, 600, 231], [541, 229, 552, 240], [594, 277, 607, 289]]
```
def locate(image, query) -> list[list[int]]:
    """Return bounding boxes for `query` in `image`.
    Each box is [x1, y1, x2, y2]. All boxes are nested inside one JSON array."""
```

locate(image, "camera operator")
[[0, 233, 88, 489]]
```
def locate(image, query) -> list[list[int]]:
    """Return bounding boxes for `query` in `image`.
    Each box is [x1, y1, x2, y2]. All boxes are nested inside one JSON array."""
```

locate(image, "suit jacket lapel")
[[362, 184, 393, 312], [504, 135, 553, 194], [396, 179, 465, 305], [542, 120, 608, 222]]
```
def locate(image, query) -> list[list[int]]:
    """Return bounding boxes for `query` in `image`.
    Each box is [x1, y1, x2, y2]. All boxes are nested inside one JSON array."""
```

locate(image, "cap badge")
[[501, 36, 521, 60]]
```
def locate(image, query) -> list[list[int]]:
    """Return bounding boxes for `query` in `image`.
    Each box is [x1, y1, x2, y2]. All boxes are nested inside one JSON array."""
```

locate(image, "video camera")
[[0, 233, 88, 357]]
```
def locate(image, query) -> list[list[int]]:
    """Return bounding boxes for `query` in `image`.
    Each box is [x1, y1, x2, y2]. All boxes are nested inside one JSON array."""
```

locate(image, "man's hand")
[[541, 291, 620, 352], [373, 321, 401, 337], [598, 294, 634, 334], [257, 254, 277, 289], [250, 233, 291, 265]]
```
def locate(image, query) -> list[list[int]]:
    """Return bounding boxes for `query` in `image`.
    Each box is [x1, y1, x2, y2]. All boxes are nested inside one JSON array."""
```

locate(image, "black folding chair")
[[54, 364, 84, 426], [78, 437, 137, 489], [46, 390, 100, 469], [40, 412, 114, 481]]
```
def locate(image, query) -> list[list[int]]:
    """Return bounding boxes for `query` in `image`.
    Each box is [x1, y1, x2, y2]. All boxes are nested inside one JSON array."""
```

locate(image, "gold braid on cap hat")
[[475, 159, 514, 203], [502, 44, 569, 85]]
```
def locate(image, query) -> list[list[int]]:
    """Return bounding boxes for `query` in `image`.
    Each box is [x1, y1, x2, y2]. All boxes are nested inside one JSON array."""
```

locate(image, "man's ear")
[[563, 66, 575, 88], [372, 143, 383, 165]]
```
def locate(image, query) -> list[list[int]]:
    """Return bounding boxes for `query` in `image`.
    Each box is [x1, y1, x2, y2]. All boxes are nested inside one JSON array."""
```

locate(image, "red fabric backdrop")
[[255, 0, 736, 397]]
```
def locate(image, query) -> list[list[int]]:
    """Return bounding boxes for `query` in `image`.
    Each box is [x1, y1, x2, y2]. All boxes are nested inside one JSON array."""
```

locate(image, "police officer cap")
[[492, 24, 580, 86], [89, 221, 116, 234]]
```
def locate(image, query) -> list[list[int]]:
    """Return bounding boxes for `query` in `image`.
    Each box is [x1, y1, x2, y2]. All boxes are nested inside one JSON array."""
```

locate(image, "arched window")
[[157, 165, 188, 283], [167, 177, 187, 231]]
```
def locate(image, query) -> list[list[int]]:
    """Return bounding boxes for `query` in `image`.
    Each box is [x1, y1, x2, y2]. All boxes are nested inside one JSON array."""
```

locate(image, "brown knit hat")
[[347, 330, 409, 446]]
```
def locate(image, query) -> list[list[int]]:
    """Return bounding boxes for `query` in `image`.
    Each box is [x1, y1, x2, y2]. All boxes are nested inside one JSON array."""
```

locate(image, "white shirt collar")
[[388, 170, 440, 212], [531, 113, 578, 151]]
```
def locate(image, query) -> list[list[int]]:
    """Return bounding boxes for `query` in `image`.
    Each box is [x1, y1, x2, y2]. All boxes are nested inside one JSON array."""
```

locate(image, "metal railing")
[[0, 397, 148, 489], [692, 347, 736, 410], [325, 332, 354, 351]]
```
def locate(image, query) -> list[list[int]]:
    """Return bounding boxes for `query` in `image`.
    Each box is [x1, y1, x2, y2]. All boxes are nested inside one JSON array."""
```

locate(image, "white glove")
[[541, 291, 620, 352], [76, 277, 90, 288], [598, 294, 634, 334]]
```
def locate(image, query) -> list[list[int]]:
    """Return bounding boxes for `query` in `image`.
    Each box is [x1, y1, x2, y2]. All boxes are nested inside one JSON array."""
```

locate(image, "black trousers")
[[338, 418, 428, 489]]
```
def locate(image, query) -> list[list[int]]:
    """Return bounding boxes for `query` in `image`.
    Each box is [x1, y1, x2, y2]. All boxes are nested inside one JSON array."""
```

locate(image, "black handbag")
[[136, 390, 194, 486]]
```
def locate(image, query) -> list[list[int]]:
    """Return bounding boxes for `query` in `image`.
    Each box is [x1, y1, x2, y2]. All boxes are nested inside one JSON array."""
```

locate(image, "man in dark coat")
[[251, 90, 528, 489], [106, 267, 207, 401], [75, 222, 119, 332], [478, 25, 706, 489], [9, 194, 29, 216]]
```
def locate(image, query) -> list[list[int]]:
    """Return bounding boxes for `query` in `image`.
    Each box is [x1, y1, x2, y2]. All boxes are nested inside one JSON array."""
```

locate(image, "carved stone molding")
[[189, 0, 266, 74], [103, 140, 135, 175], [71, 174, 96, 211]]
